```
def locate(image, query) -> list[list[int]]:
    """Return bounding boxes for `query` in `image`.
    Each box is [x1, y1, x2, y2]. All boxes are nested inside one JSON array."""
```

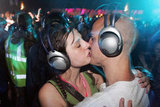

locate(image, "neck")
[[60, 67, 81, 85], [102, 55, 135, 85]]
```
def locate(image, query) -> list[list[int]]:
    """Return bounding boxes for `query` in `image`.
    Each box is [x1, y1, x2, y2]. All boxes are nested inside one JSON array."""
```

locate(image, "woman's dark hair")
[[41, 12, 73, 99], [51, 69, 67, 99], [24, 33, 36, 56], [42, 12, 72, 55]]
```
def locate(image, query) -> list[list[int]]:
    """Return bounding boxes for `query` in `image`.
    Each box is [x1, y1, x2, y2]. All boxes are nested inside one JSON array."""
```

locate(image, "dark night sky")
[[24, 0, 119, 9], [0, 0, 128, 12], [0, 0, 151, 14]]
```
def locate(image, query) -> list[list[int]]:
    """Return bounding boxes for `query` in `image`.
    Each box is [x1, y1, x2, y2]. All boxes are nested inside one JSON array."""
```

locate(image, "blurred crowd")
[[0, 8, 160, 107]]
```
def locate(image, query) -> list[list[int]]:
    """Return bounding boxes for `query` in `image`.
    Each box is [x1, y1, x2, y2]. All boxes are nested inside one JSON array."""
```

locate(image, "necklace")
[[59, 74, 88, 97], [80, 74, 88, 97]]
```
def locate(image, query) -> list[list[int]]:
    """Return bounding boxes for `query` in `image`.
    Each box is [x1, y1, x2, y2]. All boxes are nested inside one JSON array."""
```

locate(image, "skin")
[[119, 98, 132, 107], [39, 17, 150, 107], [89, 16, 135, 85], [39, 29, 103, 107], [87, 15, 148, 106]]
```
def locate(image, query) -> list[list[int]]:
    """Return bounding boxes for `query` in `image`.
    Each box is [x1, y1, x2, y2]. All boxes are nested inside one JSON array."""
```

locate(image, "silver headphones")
[[98, 13, 123, 57], [40, 12, 71, 71]]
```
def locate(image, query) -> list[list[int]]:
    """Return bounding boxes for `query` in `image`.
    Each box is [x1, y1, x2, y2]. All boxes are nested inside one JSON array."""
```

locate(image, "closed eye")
[[77, 44, 81, 48], [90, 36, 94, 42]]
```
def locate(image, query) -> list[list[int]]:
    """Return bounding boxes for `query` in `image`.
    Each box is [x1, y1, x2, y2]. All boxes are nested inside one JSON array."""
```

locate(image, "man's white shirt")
[[75, 77, 149, 107]]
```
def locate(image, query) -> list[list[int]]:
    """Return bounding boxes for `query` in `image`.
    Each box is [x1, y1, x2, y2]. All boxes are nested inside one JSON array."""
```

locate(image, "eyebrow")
[[75, 38, 80, 43]]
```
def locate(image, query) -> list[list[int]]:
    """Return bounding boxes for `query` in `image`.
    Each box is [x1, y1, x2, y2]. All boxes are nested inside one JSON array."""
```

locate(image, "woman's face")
[[66, 29, 91, 68]]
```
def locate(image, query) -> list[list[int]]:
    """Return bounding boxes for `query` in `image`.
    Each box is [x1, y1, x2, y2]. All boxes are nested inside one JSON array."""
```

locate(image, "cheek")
[[90, 41, 105, 65], [91, 42, 102, 56], [68, 50, 90, 67]]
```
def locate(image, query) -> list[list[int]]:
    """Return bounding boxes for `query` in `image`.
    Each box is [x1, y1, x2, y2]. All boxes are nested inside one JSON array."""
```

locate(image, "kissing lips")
[[88, 51, 91, 57]]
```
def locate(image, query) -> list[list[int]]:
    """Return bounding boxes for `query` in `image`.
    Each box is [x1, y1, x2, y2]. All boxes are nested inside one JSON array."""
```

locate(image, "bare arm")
[[39, 83, 66, 107]]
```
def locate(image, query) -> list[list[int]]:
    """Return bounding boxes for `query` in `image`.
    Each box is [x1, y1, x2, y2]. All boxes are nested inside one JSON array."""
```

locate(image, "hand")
[[28, 12, 34, 19], [119, 98, 132, 107], [136, 70, 150, 93], [35, 8, 42, 22]]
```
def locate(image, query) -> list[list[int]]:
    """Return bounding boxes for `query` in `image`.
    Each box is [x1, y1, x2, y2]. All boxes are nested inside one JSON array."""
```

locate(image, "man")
[[75, 13, 149, 107], [5, 12, 37, 107]]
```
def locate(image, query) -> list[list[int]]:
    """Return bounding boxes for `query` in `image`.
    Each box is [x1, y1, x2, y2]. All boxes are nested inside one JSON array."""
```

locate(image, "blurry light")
[[142, 21, 145, 24], [118, 10, 123, 13], [100, 14, 103, 17], [65, 8, 68, 12], [96, 15, 98, 18], [138, 10, 143, 14], [144, 24, 147, 27], [20, 2, 24, 10], [130, 17, 133, 20], [133, 10, 137, 15], [97, 9, 101, 15], [81, 8, 86, 15], [124, 3, 128, 12]]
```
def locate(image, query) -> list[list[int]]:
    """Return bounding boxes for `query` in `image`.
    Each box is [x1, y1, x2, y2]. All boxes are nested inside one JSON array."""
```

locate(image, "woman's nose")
[[84, 40, 91, 49]]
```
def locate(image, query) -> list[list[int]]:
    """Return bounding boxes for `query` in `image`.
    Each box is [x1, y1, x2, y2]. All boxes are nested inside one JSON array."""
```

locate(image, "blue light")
[[128, 0, 160, 24]]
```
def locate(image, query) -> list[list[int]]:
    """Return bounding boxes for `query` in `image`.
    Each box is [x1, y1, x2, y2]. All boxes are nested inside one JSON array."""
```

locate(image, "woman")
[[38, 12, 103, 107], [38, 12, 150, 107]]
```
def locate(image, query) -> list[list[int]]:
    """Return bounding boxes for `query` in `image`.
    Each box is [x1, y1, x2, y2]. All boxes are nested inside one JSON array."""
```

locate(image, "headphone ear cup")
[[47, 50, 70, 71], [99, 26, 123, 57]]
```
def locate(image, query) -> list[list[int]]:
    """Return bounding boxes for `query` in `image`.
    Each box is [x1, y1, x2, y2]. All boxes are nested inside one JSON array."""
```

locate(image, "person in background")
[[4, 12, 37, 107], [4, 11, 14, 31], [148, 38, 160, 107], [0, 17, 8, 42], [0, 17, 11, 107]]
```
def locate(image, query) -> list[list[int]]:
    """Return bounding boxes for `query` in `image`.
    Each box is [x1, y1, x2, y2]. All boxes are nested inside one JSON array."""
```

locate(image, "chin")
[[86, 60, 91, 65], [86, 57, 91, 61], [84, 59, 91, 65], [90, 59, 96, 65], [90, 58, 100, 66]]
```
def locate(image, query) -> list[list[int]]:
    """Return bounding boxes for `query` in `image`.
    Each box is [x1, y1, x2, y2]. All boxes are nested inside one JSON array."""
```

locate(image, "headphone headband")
[[109, 13, 121, 27], [40, 12, 71, 71]]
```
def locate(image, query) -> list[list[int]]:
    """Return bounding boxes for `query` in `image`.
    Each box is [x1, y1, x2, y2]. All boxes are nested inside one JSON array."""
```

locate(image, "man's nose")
[[88, 38, 92, 46], [84, 41, 91, 49]]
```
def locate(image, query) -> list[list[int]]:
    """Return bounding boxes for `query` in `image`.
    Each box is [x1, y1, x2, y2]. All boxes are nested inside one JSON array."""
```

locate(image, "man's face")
[[89, 17, 106, 66]]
